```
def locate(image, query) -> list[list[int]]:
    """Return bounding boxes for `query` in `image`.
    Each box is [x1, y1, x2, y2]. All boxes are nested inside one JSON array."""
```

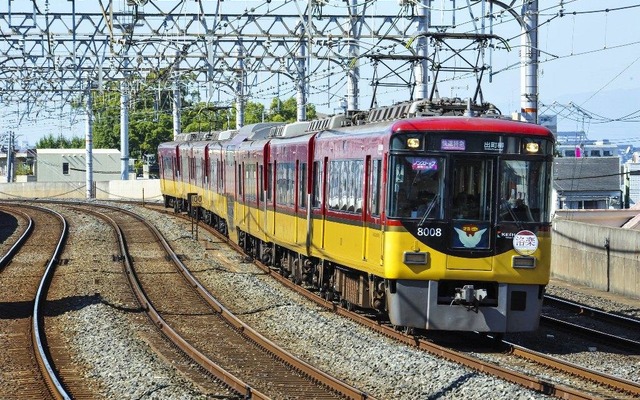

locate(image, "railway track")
[[147, 204, 640, 400], [83, 203, 370, 399], [0, 204, 69, 400], [542, 294, 640, 351]]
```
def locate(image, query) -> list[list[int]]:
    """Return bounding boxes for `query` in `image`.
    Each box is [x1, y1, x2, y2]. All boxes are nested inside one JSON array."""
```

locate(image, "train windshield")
[[498, 160, 550, 223], [451, 158, 493, 221], [389, 156, 444, 219]]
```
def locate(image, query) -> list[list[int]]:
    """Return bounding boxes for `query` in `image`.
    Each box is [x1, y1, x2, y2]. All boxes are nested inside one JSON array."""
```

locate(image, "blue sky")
[[4, 1, 640, 147], [482, 0, 640, 145]]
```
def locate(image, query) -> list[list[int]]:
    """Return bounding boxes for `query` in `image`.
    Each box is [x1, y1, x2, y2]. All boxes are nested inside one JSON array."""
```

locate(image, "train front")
[[383, 118, 555, 333]]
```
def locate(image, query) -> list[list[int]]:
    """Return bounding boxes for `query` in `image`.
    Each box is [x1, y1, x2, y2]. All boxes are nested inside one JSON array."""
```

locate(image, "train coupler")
[[453, 285, 487, 312]]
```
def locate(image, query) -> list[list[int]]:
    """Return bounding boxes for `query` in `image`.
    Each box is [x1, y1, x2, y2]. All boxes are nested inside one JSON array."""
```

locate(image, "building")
[[556, 142, 617, 158], [0, 147, 37, 183], [35, 149, 122, 182], [626, 153, 640, 207], [554, 157, 623, 210]]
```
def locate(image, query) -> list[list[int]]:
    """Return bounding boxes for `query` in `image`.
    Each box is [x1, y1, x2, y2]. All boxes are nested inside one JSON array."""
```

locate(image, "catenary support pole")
[[85, 81, 94, 199], [414, 0, 430, 100], [520, 0, 538, 123]]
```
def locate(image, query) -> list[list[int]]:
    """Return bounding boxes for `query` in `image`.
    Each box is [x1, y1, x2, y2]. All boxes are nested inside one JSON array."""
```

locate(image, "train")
[[158, 99, 555, 333]]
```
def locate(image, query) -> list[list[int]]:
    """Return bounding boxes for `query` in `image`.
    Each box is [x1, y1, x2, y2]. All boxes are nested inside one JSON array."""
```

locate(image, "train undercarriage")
[[237, 226, 387, 314], [166, 195, 388, 315], [166, 195, 544, 333]]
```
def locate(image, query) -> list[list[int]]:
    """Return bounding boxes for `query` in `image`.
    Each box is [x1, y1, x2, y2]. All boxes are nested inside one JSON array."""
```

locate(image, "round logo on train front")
[[512, 230, 538, 256]]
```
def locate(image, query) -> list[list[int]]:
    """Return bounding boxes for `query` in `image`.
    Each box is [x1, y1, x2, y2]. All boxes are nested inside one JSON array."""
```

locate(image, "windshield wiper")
[[418, 194, 439, 226], [501, 199, 524, 229]]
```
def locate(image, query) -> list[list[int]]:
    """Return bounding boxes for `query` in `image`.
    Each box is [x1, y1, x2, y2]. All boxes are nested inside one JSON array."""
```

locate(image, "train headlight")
[[512, 256, 536, 269], [403, 251, 429, 265], [407, 138, 420, 149], [524, 142, 539, 153]]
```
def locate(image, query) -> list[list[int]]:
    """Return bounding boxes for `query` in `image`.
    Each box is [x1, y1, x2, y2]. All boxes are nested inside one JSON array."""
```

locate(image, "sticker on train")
[[410, 158, 438, 171], [452, 222, 489, 249], [513, 230, 538, 255]]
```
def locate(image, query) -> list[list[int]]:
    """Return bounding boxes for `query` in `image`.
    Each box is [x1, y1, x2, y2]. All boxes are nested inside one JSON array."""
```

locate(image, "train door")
[[364, 157, 384, 264], [320, 157, 328, 249], [267, 161, 276, 236], [447, 156, 494, 271], [296, 160, 309, 246]]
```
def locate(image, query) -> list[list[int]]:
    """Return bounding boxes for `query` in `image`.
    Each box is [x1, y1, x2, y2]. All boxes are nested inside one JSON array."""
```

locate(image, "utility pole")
[[520, 0, 539, 123], [346, 0, 360, 112], [5, 131, 14, 183], [173, 50, 182, 139], [414, 0, 430, 100], [85, 81, 94, 199], [296, 5, 308, 122], [120, 75, 130, 180], [235, 41, 245, 128]]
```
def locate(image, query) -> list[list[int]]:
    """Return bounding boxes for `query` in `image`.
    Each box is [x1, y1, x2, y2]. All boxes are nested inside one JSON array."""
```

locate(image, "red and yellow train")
[[158, 100, 555, 333]]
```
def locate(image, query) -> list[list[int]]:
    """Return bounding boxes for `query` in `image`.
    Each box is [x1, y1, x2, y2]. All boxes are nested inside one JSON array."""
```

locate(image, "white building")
[[35, 149, 122, 182], [627, 153, 640, 207]]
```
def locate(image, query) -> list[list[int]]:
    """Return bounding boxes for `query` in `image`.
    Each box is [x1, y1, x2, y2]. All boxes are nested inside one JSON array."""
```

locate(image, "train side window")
[[237, 163, 243, 197], [218, 160, 224, 191], [276, 162, 295, 207], [370, 159, 382, 216], [210, 157, 216, 189], [353, 160, 364, 213], [267, 162, 273, 202], [245, 163, 256, 203], [328, 161, 339, 210], [62, 162, 69, 175], [312, 161, 323, 208], [259, 165, 264, 202], [299, 162, 307, 209], [326, 159, 364, 213]]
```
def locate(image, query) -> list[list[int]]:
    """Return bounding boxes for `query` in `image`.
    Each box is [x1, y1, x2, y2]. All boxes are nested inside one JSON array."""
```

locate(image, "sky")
[[482, 0, 640, 145], [2, 0, 640, 148]]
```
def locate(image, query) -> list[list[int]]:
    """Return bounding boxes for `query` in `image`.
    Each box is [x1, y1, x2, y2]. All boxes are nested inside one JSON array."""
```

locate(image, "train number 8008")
[[416, 227, 442, 237]]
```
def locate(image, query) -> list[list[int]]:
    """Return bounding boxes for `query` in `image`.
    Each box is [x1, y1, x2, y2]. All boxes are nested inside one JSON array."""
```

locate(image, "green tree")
[[182, 104, 233, 133], [89, 78, 176, 161], [75, 73, 318, 162], [266, 97, 316, 122], [36, 134, 84, 149]]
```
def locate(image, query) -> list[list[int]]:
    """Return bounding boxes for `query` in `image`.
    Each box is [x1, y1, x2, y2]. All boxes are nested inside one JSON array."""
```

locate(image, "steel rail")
[[0, 207, 34, 270], [102, 203, 640, 399], [506, 341, 640, 397], [108, 204, 374, 400], [175, 209, 602, 400], [541, 315, 640, 352], [81, 207, 269, 400], [29, 205, 71, 400], [544, 294, 640, 330]]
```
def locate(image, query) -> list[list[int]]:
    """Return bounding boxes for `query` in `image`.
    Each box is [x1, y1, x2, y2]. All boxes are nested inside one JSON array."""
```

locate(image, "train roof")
[[390, 117, 555, 138]]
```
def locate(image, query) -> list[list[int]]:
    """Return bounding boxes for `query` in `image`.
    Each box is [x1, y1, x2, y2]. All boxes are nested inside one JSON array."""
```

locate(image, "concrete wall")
[[0, 179, 162, 203], [552, 219, 640, 299]]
